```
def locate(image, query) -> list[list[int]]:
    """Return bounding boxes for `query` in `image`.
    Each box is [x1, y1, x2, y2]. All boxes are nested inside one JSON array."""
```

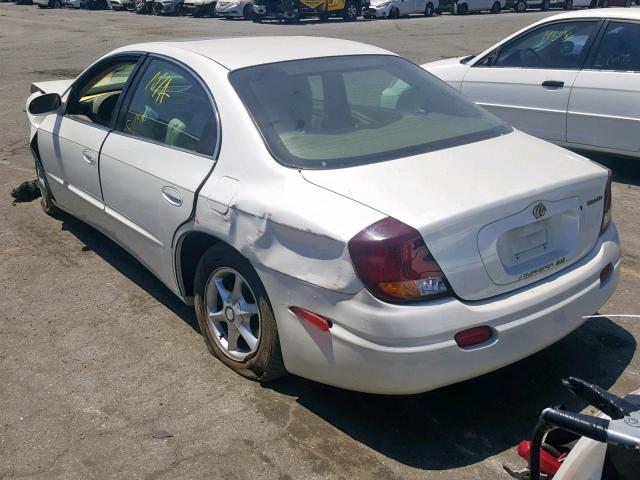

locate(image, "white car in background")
[[215, 0, 253, 18], [25, 37, 619, 395], [183, 0, 217, 16], [454, 0, 506, 14], [363, 0, 440, 18], [424, 9, 640, 160], [34, 0, 64, 7]]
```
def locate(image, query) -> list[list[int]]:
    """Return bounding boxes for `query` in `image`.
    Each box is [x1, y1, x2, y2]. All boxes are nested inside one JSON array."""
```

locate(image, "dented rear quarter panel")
[[180, 62, 385, 296]]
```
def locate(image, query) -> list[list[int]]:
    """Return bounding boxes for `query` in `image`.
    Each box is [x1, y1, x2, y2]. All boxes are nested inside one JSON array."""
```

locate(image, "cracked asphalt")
[[1, 4, 639, 479]]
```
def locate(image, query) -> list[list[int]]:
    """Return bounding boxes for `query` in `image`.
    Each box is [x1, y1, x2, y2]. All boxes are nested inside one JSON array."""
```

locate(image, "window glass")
[[121, 59, 217, 156], [230, 55, 510, 169], [591, 22, 640, 72], [67, 60, 138, 127], [494, 21, 598, 69]]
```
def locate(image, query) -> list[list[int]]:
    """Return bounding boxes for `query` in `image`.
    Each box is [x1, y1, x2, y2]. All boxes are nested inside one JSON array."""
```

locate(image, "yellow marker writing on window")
[[145, 72, 172, 104]]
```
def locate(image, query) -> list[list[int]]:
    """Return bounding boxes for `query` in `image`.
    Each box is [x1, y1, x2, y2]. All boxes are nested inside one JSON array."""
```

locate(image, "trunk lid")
[[301, 131, 608, 301]]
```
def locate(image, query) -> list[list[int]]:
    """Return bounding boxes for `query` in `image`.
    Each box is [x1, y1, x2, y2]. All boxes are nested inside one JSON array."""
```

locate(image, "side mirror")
[[28, 93, 61, 115]]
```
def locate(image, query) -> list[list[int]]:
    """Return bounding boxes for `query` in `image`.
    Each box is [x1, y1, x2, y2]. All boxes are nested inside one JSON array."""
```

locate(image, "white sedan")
[[424, 9, 640, 160], [363, 0, 440, 18], [26, 37, 619, 394]]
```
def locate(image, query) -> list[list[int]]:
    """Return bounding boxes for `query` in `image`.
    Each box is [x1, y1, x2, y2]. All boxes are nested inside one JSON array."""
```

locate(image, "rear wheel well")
[[178, 232, 224, 297]]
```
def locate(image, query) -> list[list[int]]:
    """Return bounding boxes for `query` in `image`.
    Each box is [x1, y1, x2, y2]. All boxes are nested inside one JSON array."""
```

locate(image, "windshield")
[[230, 55, 511, 169]]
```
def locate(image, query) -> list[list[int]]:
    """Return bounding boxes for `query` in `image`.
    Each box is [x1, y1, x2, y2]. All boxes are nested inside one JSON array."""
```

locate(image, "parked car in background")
[[363, 0, 439, 18], [111, 0, 135, 9], [153, 0, 184, 13], [81, 0, 111, 8], [25, 37, 619, 394], [65, 0, 82, 7], [215, 0, 253, 18], [424, 10, 640, 160], [184, 0, 217, 15], [509, 0, 571, 12], [454, 0, 506, 14], [34, 0, 64, 8]]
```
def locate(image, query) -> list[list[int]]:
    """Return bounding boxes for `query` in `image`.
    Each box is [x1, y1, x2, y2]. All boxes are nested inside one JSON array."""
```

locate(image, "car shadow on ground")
[[266, 317, 636, 470], [57, 212, 201, 333]]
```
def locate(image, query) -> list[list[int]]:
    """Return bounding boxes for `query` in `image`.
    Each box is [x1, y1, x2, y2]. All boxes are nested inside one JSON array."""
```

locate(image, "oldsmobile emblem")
[[532, 203, 547, 219]]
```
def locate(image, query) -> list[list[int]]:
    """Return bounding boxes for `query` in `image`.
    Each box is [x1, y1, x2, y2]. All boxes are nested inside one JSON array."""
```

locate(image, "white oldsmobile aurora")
[[26, 37, 620, 395], [423, 9, 640, 160]]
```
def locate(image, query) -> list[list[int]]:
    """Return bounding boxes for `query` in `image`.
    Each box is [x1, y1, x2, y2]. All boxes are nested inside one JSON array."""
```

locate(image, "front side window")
[[67, 59, 138, 127], [230, 55, 511, 169], [493, 21, 599, 70], [590, 21, 640, 72], [120, 58, 217, 156]]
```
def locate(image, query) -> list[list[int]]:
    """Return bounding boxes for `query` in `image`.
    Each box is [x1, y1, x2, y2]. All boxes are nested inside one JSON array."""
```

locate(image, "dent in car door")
[[461, 20, 600, 143], [567, 21, 640, 153], [99, 57, 218, 288]]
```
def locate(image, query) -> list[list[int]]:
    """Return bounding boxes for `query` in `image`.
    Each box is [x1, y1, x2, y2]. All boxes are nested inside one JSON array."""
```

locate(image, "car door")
[[98, 56, 219, 286], [398, 0, 415, 14], [460, 20, 601, 142], [36, 56, 142, 222], [414, 0, 426, 13], [567, 20, 640, 153]]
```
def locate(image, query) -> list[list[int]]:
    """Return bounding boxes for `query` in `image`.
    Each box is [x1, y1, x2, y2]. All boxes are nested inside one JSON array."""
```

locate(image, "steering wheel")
[[520, 48, 541, 67]]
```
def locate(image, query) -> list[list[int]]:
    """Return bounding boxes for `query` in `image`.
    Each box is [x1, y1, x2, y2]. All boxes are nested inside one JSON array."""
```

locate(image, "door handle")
[[162, 186, 183, 207], [82, 149, 96, 165], [542, 80, 565, 89]]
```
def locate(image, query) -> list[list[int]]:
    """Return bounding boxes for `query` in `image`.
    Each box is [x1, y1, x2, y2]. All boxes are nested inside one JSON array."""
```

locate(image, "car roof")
[[538, 7, 640, 23], [118, 36, 397, 71]]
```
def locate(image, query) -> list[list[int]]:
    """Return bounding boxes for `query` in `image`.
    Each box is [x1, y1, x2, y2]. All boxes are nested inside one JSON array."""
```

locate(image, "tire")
[[540, 0, 549, 9], [514, 0, 526, 11], [424, 1, 434, 16], [51, 0, 62, 7], [563, 0, 572, 9], [34, 157, 59, 217], [194, 244, 286, 383], [174, 2, 184, 14], [490, 0, 501, 12], [252, 13, 263, 21], [342, 0, 357, 20], [457, 2, 467, 14], [242, 2, 253, 19]]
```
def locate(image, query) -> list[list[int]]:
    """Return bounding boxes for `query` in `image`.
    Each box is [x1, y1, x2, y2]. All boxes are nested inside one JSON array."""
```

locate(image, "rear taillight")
[[347, 217, 450, 303], [601, 170, 612, 234]]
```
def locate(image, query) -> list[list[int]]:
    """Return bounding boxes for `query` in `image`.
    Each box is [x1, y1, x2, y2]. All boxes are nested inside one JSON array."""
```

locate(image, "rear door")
[[567, 20, 640, 153], [36, 56, 141, 222], [461, 20, 601, 142], [98, 56, 219, 285]]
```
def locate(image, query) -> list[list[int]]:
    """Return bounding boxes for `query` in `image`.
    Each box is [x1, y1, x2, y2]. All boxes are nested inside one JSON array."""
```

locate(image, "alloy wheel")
[[205, 267, 261, 361]]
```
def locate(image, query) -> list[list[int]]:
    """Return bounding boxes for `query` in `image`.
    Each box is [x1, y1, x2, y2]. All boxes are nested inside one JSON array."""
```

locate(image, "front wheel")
[[424, 1, 435, 16], [457, 2, 468, 14], [514, 0, 526, 11], [194, 244, 286, 382], [252, 12, 263, 21], [342, 0, 358, 20], [174, 3, 184, 14], [490, 0, 501, 13]]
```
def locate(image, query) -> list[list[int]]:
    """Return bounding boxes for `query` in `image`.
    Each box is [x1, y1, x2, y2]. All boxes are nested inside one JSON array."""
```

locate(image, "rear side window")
[[493, 21, 599, 70], [230, 55, 510, 169], [120, 58, 217, 156], [590, 21, 640, 72]]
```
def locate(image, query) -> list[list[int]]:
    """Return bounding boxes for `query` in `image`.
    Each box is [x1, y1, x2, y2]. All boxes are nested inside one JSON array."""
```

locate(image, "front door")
[[99, 57, 219, 285], [461, 20, 601, 143], [567, 20, 640, 153], [36, 57, 141, 221]]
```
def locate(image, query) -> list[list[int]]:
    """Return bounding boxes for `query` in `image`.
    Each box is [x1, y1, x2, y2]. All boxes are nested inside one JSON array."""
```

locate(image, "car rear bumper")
[[259, 223, 620, 394]]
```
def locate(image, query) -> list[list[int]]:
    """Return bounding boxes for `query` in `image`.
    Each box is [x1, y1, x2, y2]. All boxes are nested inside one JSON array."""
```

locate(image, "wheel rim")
[[205, 267, 261, 361], [426, 4, 433, 14], [347, 3, 356, 17]]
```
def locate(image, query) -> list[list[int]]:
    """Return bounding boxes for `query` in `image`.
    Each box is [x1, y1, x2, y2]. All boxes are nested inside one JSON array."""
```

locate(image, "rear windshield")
[[229, 55, 511, 169]]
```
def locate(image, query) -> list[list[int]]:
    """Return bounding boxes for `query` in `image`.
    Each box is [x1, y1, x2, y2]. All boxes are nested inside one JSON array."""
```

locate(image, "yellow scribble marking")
[[125, 105, 153, 132], [145, 71, 173, 104], [542, 30, 573, 43]]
